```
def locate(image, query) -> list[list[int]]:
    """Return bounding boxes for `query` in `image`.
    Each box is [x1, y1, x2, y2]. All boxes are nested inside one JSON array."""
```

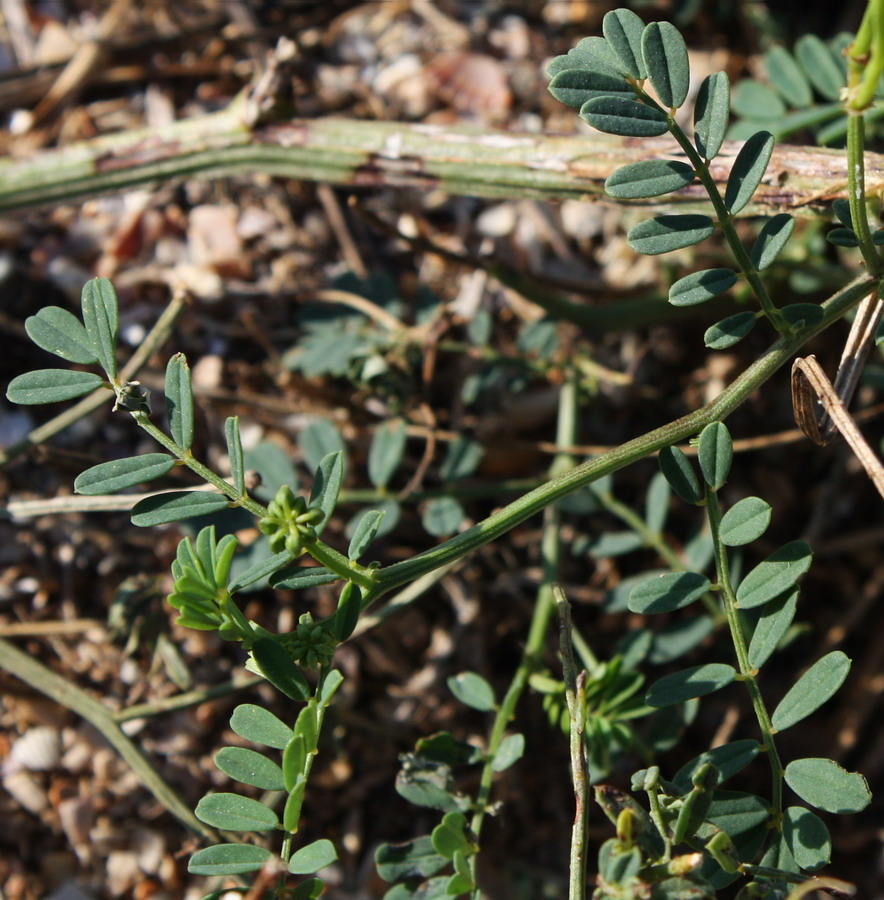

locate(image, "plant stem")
[[846, 111, 883, 274], [467, 378, 578, 896], [556, 587, 588, 900], [704, 488, 784, 823], [372, 273, 875, 596]]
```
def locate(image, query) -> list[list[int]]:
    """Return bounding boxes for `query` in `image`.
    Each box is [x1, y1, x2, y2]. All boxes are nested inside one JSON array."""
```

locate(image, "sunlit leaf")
[[491, 733, 525, 772], [228, 550, 293, 593], [130, 491, 229, 526], [6, 369, 105, 405], [80, 277, 119, 380], [548, 69, 633, 109], [546, 36, 623, 79], [195, 792, 278, 832], [225, 416, 246, 496], [719, 497, 772, 546], [229, 704, 293, 749], [629, 572, 711, 614], [448, 671, 496, 711], [645, 663, 736, 707], [165, 353, 194, 452], [188, 844, 272, 876], [214, 747, 285, 791], [784, 758, 871, 813], [300, 420, 345, 473], [288, 839, 338, 874], [736, 540, 813, 609], [74, 453, 176, 495], [641, 21, 690, 109], [422, 497, 464, 537], [580, 96, 669, 137], [771, 651, 851, 731], [698, 421, 732, 490], [25, 307, 98, 364], [603, 8, 647, 79], [308, 450, 345, 536]]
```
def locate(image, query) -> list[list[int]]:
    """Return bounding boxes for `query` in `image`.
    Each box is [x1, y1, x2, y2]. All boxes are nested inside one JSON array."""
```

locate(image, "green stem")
[[666, 119, 788, 332], [306, 539, 378, 591], [705, 488, 784, 822], [467, 378, 578, 896], [848, 0, 884, 110], [846, 112, 883, 274], [372, 273, 875, 596], [556, 588, 588, 900]]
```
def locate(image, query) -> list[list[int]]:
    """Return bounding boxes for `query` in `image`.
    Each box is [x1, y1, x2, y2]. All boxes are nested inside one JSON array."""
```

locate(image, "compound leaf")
[[6, 369, 105, 405], [750, 214, 795, 270], [230, 703, 293, 749], [214, 747, 285, 791], [448, 671, 495, 711], [669, 268, 737, 307], [704, 312, 757, 350], [603, 8, 647, 79], [747, 587, 798, 670], [75, 453, 176, 495], [645, 663, 736, 707], [725, 131, 775, 215], [25, 306, 98, 364], [627, 215, 714, 255], [195, 792, 278, 832], [736, 540, 813, 609], [694, 71, 730, 160], [719, 497, 772, 546], [581, 96, 669, 137], [289, 839, 338, 874], [771, 651, 851, 731], [188, 844, 272, 876], [80, 277, 119, 379], [698, 421, 732, 489], [658, 445, 702, 504], [629, 572, 711, 614], [641, 21, 690, 109], [784, 758, 871, 813], [782, 806, 831, 871], [606, 159, 695, 199]]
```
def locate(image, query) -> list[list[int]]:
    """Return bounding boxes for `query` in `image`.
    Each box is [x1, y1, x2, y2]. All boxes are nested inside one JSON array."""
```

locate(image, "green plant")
[[4, 4, 884, 899]]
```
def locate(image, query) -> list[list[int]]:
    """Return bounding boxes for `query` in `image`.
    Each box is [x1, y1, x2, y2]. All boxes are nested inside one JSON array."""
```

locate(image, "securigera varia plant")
[[5, 4, 884, 900]]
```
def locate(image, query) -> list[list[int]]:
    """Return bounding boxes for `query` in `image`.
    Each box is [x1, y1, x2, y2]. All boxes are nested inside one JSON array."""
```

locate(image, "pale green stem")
[[705, 488, 784, 823], [556, 588, 588, 900], [846, 112, 883, 274]]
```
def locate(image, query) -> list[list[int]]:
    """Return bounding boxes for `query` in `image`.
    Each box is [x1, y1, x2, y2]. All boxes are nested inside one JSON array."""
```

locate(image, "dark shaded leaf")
[[376, 836, 448, 882], [658, 445, 702, 504], [694, 71, 730, 160], [645, 663, 736, 707], [780, 303, 824, 328], [704, 312, 757, 349], [627, 215, 714, 255], [606, 159, 695, 199], [669, 268, 737, 306], [725, 131, 775, 215], [348, 509, 385, 560], [750, 214, 795, 270], [673, 740, 761, 792], [308, 450, 345, 536], [251, 637, 311, 701]]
